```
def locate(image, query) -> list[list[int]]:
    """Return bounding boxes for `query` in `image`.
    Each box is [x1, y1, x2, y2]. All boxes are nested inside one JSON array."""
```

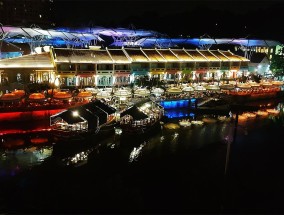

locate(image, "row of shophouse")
[[0, 47, 250, 88]]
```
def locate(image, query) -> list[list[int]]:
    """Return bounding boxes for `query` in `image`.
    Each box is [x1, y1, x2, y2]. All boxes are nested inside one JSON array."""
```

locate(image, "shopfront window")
[[30, 74, 35, 83], [17, 73, 22, 82], [43, 72, 49, 82]]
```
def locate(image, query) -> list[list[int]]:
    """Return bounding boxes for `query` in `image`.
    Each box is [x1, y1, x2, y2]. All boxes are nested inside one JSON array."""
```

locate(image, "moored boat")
[[50, 99, 117, 140], [191, 120, 204, 125], [50, 99, 118, 156], [179, 119, 191, 127], [117, 99, 164, 137], [228, 82, 283, 103]]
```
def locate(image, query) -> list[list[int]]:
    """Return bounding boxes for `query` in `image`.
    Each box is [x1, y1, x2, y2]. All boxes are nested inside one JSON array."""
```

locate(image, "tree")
[[270, 46, 284, 78]]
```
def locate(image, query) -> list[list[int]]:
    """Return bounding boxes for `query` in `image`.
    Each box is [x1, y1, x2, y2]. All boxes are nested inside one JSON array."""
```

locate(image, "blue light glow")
[[159, 99, 190, 109], [165, 109, 195, 119]]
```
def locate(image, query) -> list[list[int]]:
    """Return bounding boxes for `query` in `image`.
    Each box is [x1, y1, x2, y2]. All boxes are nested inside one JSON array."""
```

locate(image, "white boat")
[[179, 119, 191, 127], [118, 99, 164, 136], [191, 120, 204, 125]]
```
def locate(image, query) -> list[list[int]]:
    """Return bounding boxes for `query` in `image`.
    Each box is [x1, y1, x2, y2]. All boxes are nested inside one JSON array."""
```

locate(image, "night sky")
[[53, 0, 284, 42]]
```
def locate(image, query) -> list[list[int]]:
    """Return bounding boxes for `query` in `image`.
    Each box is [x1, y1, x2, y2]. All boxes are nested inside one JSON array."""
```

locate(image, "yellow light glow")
[[55, 78, 60, 87]]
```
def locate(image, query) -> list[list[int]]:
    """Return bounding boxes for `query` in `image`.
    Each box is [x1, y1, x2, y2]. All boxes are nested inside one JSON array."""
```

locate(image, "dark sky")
[[53, 0, 284, 42]]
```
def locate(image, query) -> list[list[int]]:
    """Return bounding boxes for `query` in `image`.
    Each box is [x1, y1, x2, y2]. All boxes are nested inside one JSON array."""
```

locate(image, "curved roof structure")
[[1, 25, 281, 51], [55, 27, 162, 38], [115, 38, 281, 48], [0, 26, 103, 47]]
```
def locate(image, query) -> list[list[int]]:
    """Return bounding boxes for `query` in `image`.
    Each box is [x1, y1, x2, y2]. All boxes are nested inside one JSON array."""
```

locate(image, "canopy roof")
[[0, 47, 250, 68], [219, 84, 235, 90], [29, 93, 46, 100], [77, 91, 92, 97], [166, 87, 182, 93], [53, 92, 72, 99], [151, 88, 165, 94], [55, 27, 162, 37], [113, 38, 281, 48], [53, 48, 113, 63], [0, 52, 53, 68], [142, 49, 166, 62], [84, 100, 116, 115], [96, 91, 111, 98], [120, 105, 148, 120], [134, 88, 151, 95], [52, 109, 85, 124], [50, 99, 115, 127], [182, 86, 194, 92], [206, 85, 221, 91], [114, 89, 132, 97], [1, 26, 281, 50], [1, 26, 103, 46], [70, 106, 99, 127], [0, 93, 21, 101]]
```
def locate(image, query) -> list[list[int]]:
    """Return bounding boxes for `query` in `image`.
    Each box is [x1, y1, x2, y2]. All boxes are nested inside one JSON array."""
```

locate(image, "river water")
[[0, 101, 284, 213]]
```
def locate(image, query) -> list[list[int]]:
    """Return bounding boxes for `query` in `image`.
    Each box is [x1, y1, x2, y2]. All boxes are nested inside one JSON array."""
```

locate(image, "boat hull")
[[119, 119, 162, 141], [52, 124, 116, 157], [51, 117, 118, 155], [229, 91, 284, 103]]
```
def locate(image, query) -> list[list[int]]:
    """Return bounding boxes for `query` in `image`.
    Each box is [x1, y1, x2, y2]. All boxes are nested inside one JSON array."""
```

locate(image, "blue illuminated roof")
[[0, 25, 281, 50], [110, 38, 281, 48]]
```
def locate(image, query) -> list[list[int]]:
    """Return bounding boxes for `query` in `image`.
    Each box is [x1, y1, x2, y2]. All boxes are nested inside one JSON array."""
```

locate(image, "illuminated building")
[[0, 47, 249, 88]]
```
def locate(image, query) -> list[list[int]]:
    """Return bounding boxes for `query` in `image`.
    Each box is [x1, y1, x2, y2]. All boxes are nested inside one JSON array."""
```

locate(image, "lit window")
[[39, 14, 42, 18], [17, 73, 21, 82]]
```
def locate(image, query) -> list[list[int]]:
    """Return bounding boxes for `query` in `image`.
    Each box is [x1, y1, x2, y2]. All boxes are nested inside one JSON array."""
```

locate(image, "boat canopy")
[[120, 105, 148, 120], [86, 100, 116, 115], [51, 109, 85, 124]]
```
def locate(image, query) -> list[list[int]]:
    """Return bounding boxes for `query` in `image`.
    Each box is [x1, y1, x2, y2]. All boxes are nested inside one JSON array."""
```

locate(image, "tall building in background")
[[0, 0, 55, 27]]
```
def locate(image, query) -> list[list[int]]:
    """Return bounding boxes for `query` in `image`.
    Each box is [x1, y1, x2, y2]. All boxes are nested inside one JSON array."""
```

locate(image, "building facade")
[[0, 47, 249, 89]]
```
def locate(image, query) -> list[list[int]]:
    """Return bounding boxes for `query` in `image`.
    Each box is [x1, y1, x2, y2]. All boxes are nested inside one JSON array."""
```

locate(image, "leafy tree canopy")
[[271, 45, 284, 77]]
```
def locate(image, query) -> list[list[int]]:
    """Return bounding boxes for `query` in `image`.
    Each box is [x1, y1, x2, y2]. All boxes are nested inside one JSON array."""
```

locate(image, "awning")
[[150, 71, 164, 75], [120, 105, 148, 120], [195, 70, 207, 74], [69, 106, 99, 129], [51, 110, 85, 124], [77, 74, 95, 77], [90, 100, 116, 115]]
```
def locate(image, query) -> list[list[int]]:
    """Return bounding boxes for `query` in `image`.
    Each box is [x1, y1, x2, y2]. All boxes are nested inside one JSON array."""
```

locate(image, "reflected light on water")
[[62, 149, 93, 167], [1, 101, 284, 179], [0, 146, 53, 177], [129, 142, 146, 163], [172, 132, 179, 141]]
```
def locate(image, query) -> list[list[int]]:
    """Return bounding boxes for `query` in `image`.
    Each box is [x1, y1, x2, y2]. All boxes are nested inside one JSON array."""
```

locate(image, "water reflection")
[[1, 101, 284, 179], [0, 146, 53, 178], [62, 149, 93, 167], [129, 142, 146, 163]]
